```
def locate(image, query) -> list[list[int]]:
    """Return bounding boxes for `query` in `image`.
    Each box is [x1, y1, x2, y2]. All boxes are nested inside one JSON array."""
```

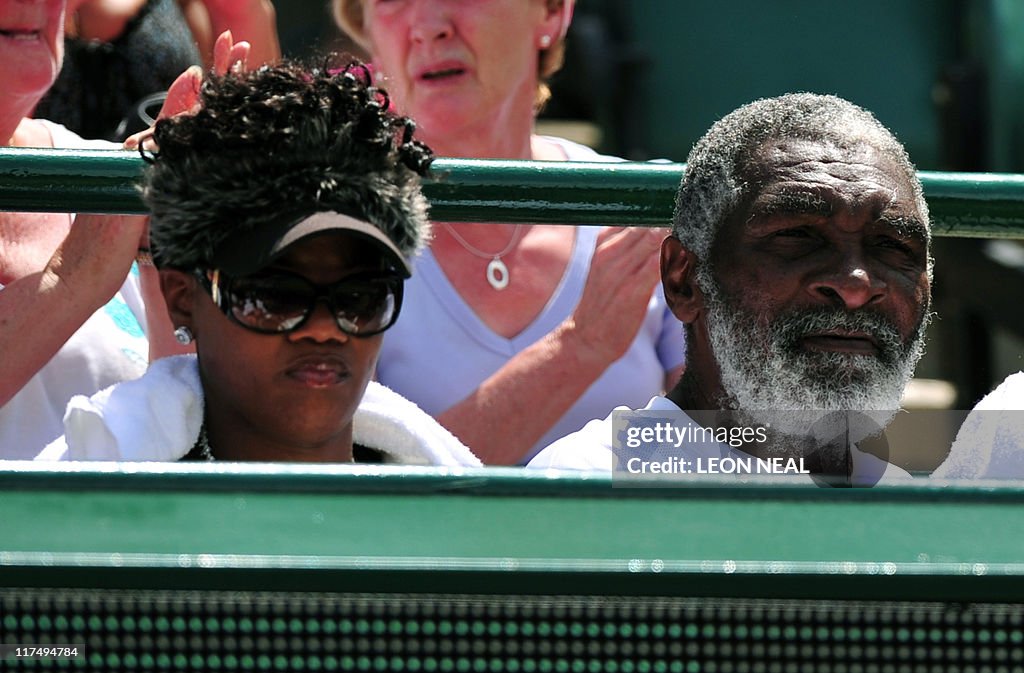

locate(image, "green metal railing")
[[3, 462, 1024, 601], [4, 148, 1024, 237]]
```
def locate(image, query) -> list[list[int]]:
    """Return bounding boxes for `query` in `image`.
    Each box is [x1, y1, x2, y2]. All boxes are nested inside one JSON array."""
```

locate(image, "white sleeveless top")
[[0, 121, 149, 458], [377, 137, 685, 461]]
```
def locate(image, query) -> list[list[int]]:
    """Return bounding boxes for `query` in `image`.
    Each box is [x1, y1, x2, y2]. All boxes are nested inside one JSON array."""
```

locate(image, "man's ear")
[[159, 269, 197, 333], [660, 235, 704, 324]]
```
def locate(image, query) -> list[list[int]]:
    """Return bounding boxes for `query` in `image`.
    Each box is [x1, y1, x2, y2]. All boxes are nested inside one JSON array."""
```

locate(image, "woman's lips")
[[417, 60, 468, 83], [421, 68, 465, 80], [285, 358, 351, 387]]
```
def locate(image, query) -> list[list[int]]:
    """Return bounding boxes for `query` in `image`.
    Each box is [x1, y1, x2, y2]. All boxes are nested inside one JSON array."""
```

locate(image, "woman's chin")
[[3, 66, 58, 103], [409, 101, 487, 144], [278, 423, 356, 457]]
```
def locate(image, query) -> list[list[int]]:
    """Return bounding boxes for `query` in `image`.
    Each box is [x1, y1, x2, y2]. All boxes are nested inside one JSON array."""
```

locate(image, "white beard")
[[699, 267, 930, 445]]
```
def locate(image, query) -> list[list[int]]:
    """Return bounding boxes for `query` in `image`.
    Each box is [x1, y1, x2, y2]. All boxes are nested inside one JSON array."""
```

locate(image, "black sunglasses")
[[194, 268, 404, 337]]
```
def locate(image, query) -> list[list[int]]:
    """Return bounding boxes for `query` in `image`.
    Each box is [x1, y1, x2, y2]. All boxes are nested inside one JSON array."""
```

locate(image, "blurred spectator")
[[178, 0, 279, 68], [33, 0, 279, 141]]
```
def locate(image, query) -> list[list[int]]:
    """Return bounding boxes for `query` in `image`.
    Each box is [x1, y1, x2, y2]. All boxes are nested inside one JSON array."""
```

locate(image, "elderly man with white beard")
[[528, 93, 933, 486]]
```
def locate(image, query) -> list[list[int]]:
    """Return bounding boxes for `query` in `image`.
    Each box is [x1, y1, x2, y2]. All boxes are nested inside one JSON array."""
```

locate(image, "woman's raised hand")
[[212, 29, 251, 75], [124, 31, 250, 151], [54, 214, 149, 305], [566, 226, 668, 365]]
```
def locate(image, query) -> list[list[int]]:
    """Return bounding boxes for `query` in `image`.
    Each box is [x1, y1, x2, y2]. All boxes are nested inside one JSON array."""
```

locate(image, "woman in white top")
[[333, 0, 685, 464], [0, 0, 169, 457]]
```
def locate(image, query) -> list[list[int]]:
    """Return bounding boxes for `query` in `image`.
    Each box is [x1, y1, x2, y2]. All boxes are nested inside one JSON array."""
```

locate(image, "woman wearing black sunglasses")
[[38, 60, 481, 466]]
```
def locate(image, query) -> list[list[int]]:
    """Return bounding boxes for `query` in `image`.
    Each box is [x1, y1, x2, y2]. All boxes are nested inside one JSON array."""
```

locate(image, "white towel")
[[353, 382, 481, 466], [38, 355, 481, 466], [931, 371, 1024, 479], [37, 355, 204, 461]]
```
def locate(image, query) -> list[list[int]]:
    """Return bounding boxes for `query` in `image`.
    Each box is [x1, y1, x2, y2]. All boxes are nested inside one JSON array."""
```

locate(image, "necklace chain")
[[192, 422, 363, 463], [441, 224, 522, 290], [196, 422, 215, 461], [441, 223, 522, 260]]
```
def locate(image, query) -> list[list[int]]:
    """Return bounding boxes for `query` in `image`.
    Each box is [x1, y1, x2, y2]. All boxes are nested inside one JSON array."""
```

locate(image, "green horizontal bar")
[[3, 464, 1024, 599], [3, 148, 1024, 237]]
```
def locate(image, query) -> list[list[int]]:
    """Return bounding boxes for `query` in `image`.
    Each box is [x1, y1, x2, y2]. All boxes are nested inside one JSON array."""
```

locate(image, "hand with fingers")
[[116, 31, 257, 356], [434, 224, 673, 465], [566, 226, 668, 366], [124, 31, 251, 151]]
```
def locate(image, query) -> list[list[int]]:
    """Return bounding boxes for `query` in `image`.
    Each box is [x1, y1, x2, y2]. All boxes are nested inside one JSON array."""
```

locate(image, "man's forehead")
[[749, 137, 906, 181], [740, 138, 922, 216], [756, 136, 880, 159]]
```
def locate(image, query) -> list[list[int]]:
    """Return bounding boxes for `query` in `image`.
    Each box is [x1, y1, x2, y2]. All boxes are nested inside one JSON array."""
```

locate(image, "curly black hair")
[[142, 59, 434, 271]]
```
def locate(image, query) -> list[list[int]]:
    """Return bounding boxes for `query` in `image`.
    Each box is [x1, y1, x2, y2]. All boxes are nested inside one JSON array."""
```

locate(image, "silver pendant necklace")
[[441, 223, 523, 291]]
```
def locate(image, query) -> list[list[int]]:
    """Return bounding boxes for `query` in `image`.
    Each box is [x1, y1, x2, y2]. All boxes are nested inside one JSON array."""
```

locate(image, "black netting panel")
[[3, 589, 1024, 672]]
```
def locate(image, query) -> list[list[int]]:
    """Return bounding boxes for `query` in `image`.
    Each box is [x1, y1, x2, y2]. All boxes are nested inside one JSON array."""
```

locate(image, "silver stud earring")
[[539, 34, 552, 48], [174, 326, 194, 345]]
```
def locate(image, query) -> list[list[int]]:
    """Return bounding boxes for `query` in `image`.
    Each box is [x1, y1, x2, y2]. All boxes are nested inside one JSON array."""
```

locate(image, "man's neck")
[[666, 370, 724, 411]]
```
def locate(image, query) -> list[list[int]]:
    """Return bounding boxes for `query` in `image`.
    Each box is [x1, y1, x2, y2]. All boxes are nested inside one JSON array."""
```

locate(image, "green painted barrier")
[[3, 464, 1024, 670], [4, 148, 1024, 237], [1, 463, 1023, 600]]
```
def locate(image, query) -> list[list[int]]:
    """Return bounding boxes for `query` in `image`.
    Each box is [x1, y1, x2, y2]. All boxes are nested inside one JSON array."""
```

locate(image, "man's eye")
[[876, 236, 914, 254]]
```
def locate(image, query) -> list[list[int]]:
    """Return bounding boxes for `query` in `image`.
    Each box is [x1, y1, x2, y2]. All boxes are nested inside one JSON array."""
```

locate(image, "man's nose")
[[808, 259, 887, 311]]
